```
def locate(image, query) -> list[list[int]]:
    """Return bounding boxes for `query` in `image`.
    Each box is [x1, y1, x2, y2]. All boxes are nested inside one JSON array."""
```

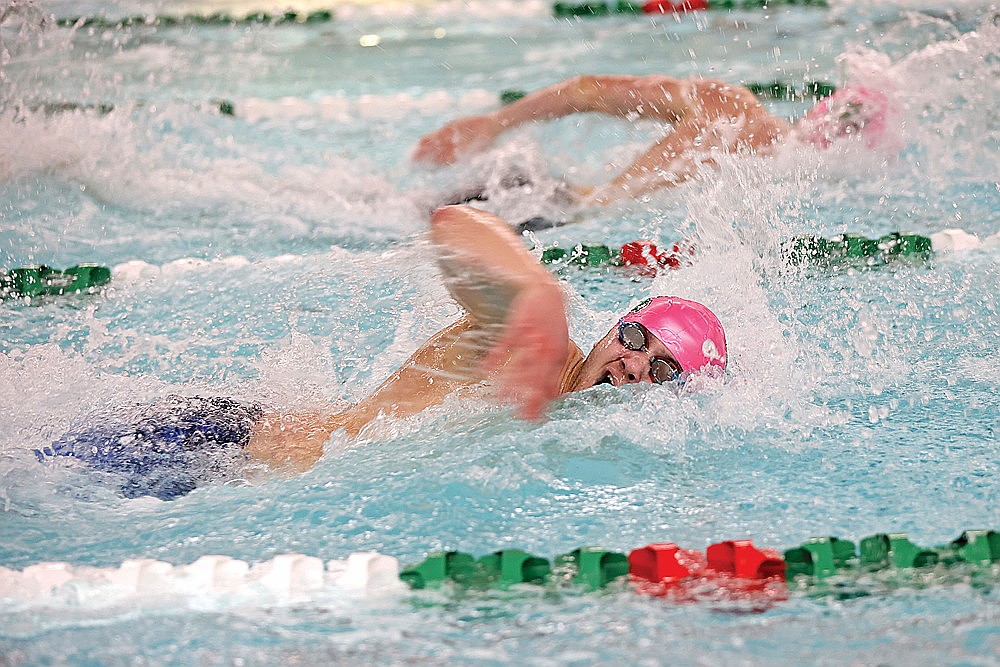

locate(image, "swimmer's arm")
[[491, 75, 689, 126], [585, 120, 710, 203], [585, 88, 791, 203], [413, 75, 688, 164], [430, 205, 557, 326], [245, 412, 332, 473], [431, 205, 570, 419]]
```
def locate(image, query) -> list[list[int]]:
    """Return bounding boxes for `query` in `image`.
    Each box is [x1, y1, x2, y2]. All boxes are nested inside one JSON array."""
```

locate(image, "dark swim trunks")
[[35, 395, 263, 501]]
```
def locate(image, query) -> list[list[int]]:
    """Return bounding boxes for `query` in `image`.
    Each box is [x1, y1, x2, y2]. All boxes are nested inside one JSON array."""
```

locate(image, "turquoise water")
[[1, 0, 998, 663]]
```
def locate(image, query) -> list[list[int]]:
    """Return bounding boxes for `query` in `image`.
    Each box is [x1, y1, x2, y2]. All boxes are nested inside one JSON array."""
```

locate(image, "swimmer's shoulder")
[[558, 342, 586, 395]]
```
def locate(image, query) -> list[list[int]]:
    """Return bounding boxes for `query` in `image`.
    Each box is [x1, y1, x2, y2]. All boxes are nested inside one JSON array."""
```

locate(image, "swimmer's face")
[[571, 322, 680, 391], [796, 101, 871, 147], [794, 87, 894, 151]]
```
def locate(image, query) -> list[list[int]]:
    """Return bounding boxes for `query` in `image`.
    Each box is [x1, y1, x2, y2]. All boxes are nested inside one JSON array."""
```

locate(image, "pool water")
[[1, 0, 998, 663]]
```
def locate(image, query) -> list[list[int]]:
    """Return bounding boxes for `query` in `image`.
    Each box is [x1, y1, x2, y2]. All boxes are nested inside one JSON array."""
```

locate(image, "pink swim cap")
[[621, 296, 727, 375], [798, 85, 900, 152]]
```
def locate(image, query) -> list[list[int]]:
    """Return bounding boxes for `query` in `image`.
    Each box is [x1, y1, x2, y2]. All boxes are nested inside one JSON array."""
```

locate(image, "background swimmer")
[[414, 75, 900, 206], [42, 205, 727, 500]]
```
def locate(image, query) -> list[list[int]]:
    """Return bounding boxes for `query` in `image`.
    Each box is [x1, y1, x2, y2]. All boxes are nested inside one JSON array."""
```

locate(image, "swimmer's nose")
[[621, 352, 650, 384]]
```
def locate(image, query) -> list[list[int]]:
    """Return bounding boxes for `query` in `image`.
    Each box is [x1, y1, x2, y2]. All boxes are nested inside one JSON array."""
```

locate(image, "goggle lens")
[[650, 358, 681, 384], [618, 321, 648, 351], [618, 322, 682, 385]]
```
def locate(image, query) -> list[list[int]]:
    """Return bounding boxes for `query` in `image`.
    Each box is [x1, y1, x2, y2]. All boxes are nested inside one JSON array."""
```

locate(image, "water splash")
[[0, 1, 50, 91]]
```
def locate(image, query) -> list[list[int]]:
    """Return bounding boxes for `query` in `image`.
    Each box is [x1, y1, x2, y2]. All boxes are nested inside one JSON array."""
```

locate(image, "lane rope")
[[2, 229, 992, 302], [51, 0, 828, 29], [554, 0, 829, 17], [539, 229, 996, 274], [55, 10, 335, 29], [2, 530, 996, 608]]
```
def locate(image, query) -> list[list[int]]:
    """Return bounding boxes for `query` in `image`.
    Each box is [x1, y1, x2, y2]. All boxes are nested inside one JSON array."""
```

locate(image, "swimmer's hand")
[[413, 115, 504, 165], [480, 283, 569, 421]]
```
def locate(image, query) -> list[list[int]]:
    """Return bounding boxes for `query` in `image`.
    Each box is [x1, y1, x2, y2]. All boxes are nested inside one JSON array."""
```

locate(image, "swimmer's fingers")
[[497, 333, 563, 421], [413, 116, 502, 164], [413, 129, 459, 164]]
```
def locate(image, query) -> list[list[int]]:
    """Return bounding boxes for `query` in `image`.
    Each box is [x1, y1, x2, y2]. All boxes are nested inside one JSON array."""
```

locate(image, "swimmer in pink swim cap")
[[571, 295, 727, 390], [245, 205, 728, 473], [415, 75, 902, 208], [51, 205, 730, 497], [793, 85, 901, 152]]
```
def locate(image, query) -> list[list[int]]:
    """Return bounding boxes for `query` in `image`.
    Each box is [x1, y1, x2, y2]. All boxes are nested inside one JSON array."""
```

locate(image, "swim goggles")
[[618, 321, 683, 385]]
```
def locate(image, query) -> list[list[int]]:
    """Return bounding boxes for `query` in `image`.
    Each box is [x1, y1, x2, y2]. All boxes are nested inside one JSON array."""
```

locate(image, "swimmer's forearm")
[[491, 75, 685, 129], [246, 412, 329, 472], [431, 205, 560, 325]]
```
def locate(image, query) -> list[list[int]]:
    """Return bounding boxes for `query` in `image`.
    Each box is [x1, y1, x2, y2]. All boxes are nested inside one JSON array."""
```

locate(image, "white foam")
[[0, 552, 403, 610]]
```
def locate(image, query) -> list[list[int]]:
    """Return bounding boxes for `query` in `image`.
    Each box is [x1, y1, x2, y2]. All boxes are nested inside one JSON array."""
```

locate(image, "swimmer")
[[40, 205, 727, 500], [414, 75, 899, 206], [249, 205, 725, 472]]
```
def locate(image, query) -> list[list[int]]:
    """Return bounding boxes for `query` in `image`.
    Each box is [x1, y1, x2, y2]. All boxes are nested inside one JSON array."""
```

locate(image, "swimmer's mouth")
[[594, 372, 613, 387]]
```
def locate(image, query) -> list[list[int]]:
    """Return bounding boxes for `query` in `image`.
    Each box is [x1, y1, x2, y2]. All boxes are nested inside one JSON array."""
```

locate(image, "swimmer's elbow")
[[430, 204, 470, 228], [431, 205, 514, 245], [430, 205, 477, 244]]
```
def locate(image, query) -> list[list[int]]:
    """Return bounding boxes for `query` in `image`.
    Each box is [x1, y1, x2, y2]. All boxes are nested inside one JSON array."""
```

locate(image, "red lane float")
[[643, 0, 709, 12], [619, 239, 696, 274], [629, 540, 788, 607]]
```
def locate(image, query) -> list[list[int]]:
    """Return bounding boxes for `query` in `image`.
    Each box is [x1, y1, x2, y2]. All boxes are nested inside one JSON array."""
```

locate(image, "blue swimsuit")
[[36, 395, 263, 501]]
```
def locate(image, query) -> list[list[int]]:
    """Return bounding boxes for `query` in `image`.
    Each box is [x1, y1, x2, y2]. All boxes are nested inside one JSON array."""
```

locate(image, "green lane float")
[[553, 0, 645, 15], [944, 530, 1000, 566], [400, 529, 999, 601], [499, 90, 528, 105], [1, 264, 111, 300], [784, 536, 857, 578], [553, 0, 828, 17], [784, 232, 933, 268], [556, 547, 630, 589], [23, 102, 116, 116], [860, 533, 939, 569], [745, 80, 836, 100], [398, 551, 477, 589], [479, 550, 552, 587], [542, 243, 623, 267], [55, 10, 335, 30]]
